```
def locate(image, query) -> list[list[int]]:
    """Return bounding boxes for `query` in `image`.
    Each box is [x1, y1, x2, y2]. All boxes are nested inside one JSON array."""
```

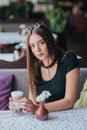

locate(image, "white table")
[[0, 53, 14, 61], [0, 108, 87, 130], [0, 32, 26, 44]]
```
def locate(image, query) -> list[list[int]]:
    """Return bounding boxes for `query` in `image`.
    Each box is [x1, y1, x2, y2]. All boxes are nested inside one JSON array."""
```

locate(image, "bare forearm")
[[45, 98, 75, 112]]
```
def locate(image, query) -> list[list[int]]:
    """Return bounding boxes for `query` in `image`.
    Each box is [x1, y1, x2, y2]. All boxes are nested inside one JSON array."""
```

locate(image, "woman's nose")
[[36, 45, 40, 52]]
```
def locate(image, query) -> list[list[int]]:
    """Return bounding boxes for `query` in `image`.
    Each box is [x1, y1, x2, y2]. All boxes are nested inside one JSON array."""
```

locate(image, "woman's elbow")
[[66, 98, 76, 109]]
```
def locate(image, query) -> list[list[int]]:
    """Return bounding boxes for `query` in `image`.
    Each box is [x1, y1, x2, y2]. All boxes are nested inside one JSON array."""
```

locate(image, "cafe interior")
[[0, 0, 87, 63], [0, 1, 87, 129]]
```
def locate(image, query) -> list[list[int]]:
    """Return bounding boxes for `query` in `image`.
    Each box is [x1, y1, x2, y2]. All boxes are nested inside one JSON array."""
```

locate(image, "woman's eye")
[[30, 44, 35, 49], [39, 41, 45, 45]]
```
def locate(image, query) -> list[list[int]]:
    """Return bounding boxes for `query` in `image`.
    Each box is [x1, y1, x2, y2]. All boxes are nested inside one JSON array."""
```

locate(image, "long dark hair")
[[26, 22, 65, 102]]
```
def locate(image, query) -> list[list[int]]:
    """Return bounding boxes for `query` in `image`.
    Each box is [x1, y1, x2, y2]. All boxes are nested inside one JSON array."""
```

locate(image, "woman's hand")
[[19, 97, 38, 114], [9, 97, 15, 111]]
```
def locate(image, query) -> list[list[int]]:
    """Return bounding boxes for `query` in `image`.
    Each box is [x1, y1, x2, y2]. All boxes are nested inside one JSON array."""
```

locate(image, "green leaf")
[[45, 7, 67, 33]]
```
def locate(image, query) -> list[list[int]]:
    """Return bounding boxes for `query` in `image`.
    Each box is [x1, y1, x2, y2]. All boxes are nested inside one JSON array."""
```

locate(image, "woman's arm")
[[45, 67, 80, 112]]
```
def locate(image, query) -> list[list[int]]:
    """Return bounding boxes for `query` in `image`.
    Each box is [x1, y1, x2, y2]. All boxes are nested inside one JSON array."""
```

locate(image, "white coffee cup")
[[11, 91, 24, 111]]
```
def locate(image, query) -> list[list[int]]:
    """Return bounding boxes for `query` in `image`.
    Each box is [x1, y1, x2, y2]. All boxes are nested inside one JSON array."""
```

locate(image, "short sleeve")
[[64, 52, 79, 74]]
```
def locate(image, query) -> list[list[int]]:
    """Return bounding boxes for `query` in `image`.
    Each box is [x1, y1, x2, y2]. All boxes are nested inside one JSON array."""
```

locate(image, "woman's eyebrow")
[[29, 39, 44, 45], [38, 38, 44, 42]]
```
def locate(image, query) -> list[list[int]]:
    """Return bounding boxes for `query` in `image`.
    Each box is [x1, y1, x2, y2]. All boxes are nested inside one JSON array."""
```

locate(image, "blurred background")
[[0, 0, 87, 61]]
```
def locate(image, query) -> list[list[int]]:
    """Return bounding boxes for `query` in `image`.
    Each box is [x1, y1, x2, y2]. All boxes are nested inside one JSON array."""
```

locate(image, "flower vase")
[[35, 101, 48, 121]]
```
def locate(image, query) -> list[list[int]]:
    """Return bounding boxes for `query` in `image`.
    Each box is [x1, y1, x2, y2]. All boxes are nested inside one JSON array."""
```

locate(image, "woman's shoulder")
[[60, 51, 79, 73], [61, 51, 79, 67], [62, 51, 77, 61]]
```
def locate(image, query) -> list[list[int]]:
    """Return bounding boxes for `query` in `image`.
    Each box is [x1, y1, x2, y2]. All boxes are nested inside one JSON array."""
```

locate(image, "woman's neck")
[[41, 57, 56, 69]]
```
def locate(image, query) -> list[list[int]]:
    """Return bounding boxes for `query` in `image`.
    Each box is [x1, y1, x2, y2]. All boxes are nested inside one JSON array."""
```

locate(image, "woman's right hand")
[[9, 97, 15, 111]]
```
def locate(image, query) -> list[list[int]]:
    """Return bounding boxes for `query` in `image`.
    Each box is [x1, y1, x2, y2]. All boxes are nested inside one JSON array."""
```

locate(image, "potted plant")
[[45, 7, 67, 33]]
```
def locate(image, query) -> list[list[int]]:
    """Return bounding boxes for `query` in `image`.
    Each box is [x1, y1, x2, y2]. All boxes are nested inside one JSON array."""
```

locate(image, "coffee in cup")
[[11, 91, 24, 111]]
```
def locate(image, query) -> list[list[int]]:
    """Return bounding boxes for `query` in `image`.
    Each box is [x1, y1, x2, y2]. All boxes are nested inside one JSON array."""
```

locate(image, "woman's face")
[[29, 34, 49, 61]]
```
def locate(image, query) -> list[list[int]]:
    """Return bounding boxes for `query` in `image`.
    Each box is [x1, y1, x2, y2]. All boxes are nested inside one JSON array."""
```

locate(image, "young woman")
[[9, 22, 79, 114]]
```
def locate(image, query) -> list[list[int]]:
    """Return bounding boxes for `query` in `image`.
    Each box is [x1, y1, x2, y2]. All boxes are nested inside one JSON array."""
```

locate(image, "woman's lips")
[[37, 53, 43, 57]]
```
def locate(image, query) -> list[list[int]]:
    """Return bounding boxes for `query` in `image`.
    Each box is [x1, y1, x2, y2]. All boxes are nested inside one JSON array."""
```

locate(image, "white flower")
[[36, 90, 51, 102]]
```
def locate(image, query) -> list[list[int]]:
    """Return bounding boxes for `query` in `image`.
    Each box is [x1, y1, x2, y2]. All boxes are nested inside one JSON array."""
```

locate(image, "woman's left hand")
[[19, 97, 38, 114]]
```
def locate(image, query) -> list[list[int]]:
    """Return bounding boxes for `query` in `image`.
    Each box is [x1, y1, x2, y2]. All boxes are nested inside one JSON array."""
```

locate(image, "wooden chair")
[[0, 55, 26, 69], [0, 44, 11, 52]]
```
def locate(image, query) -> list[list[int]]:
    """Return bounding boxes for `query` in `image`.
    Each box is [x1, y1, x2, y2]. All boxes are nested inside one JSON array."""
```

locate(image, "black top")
[[36, 52, 79, 103]]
